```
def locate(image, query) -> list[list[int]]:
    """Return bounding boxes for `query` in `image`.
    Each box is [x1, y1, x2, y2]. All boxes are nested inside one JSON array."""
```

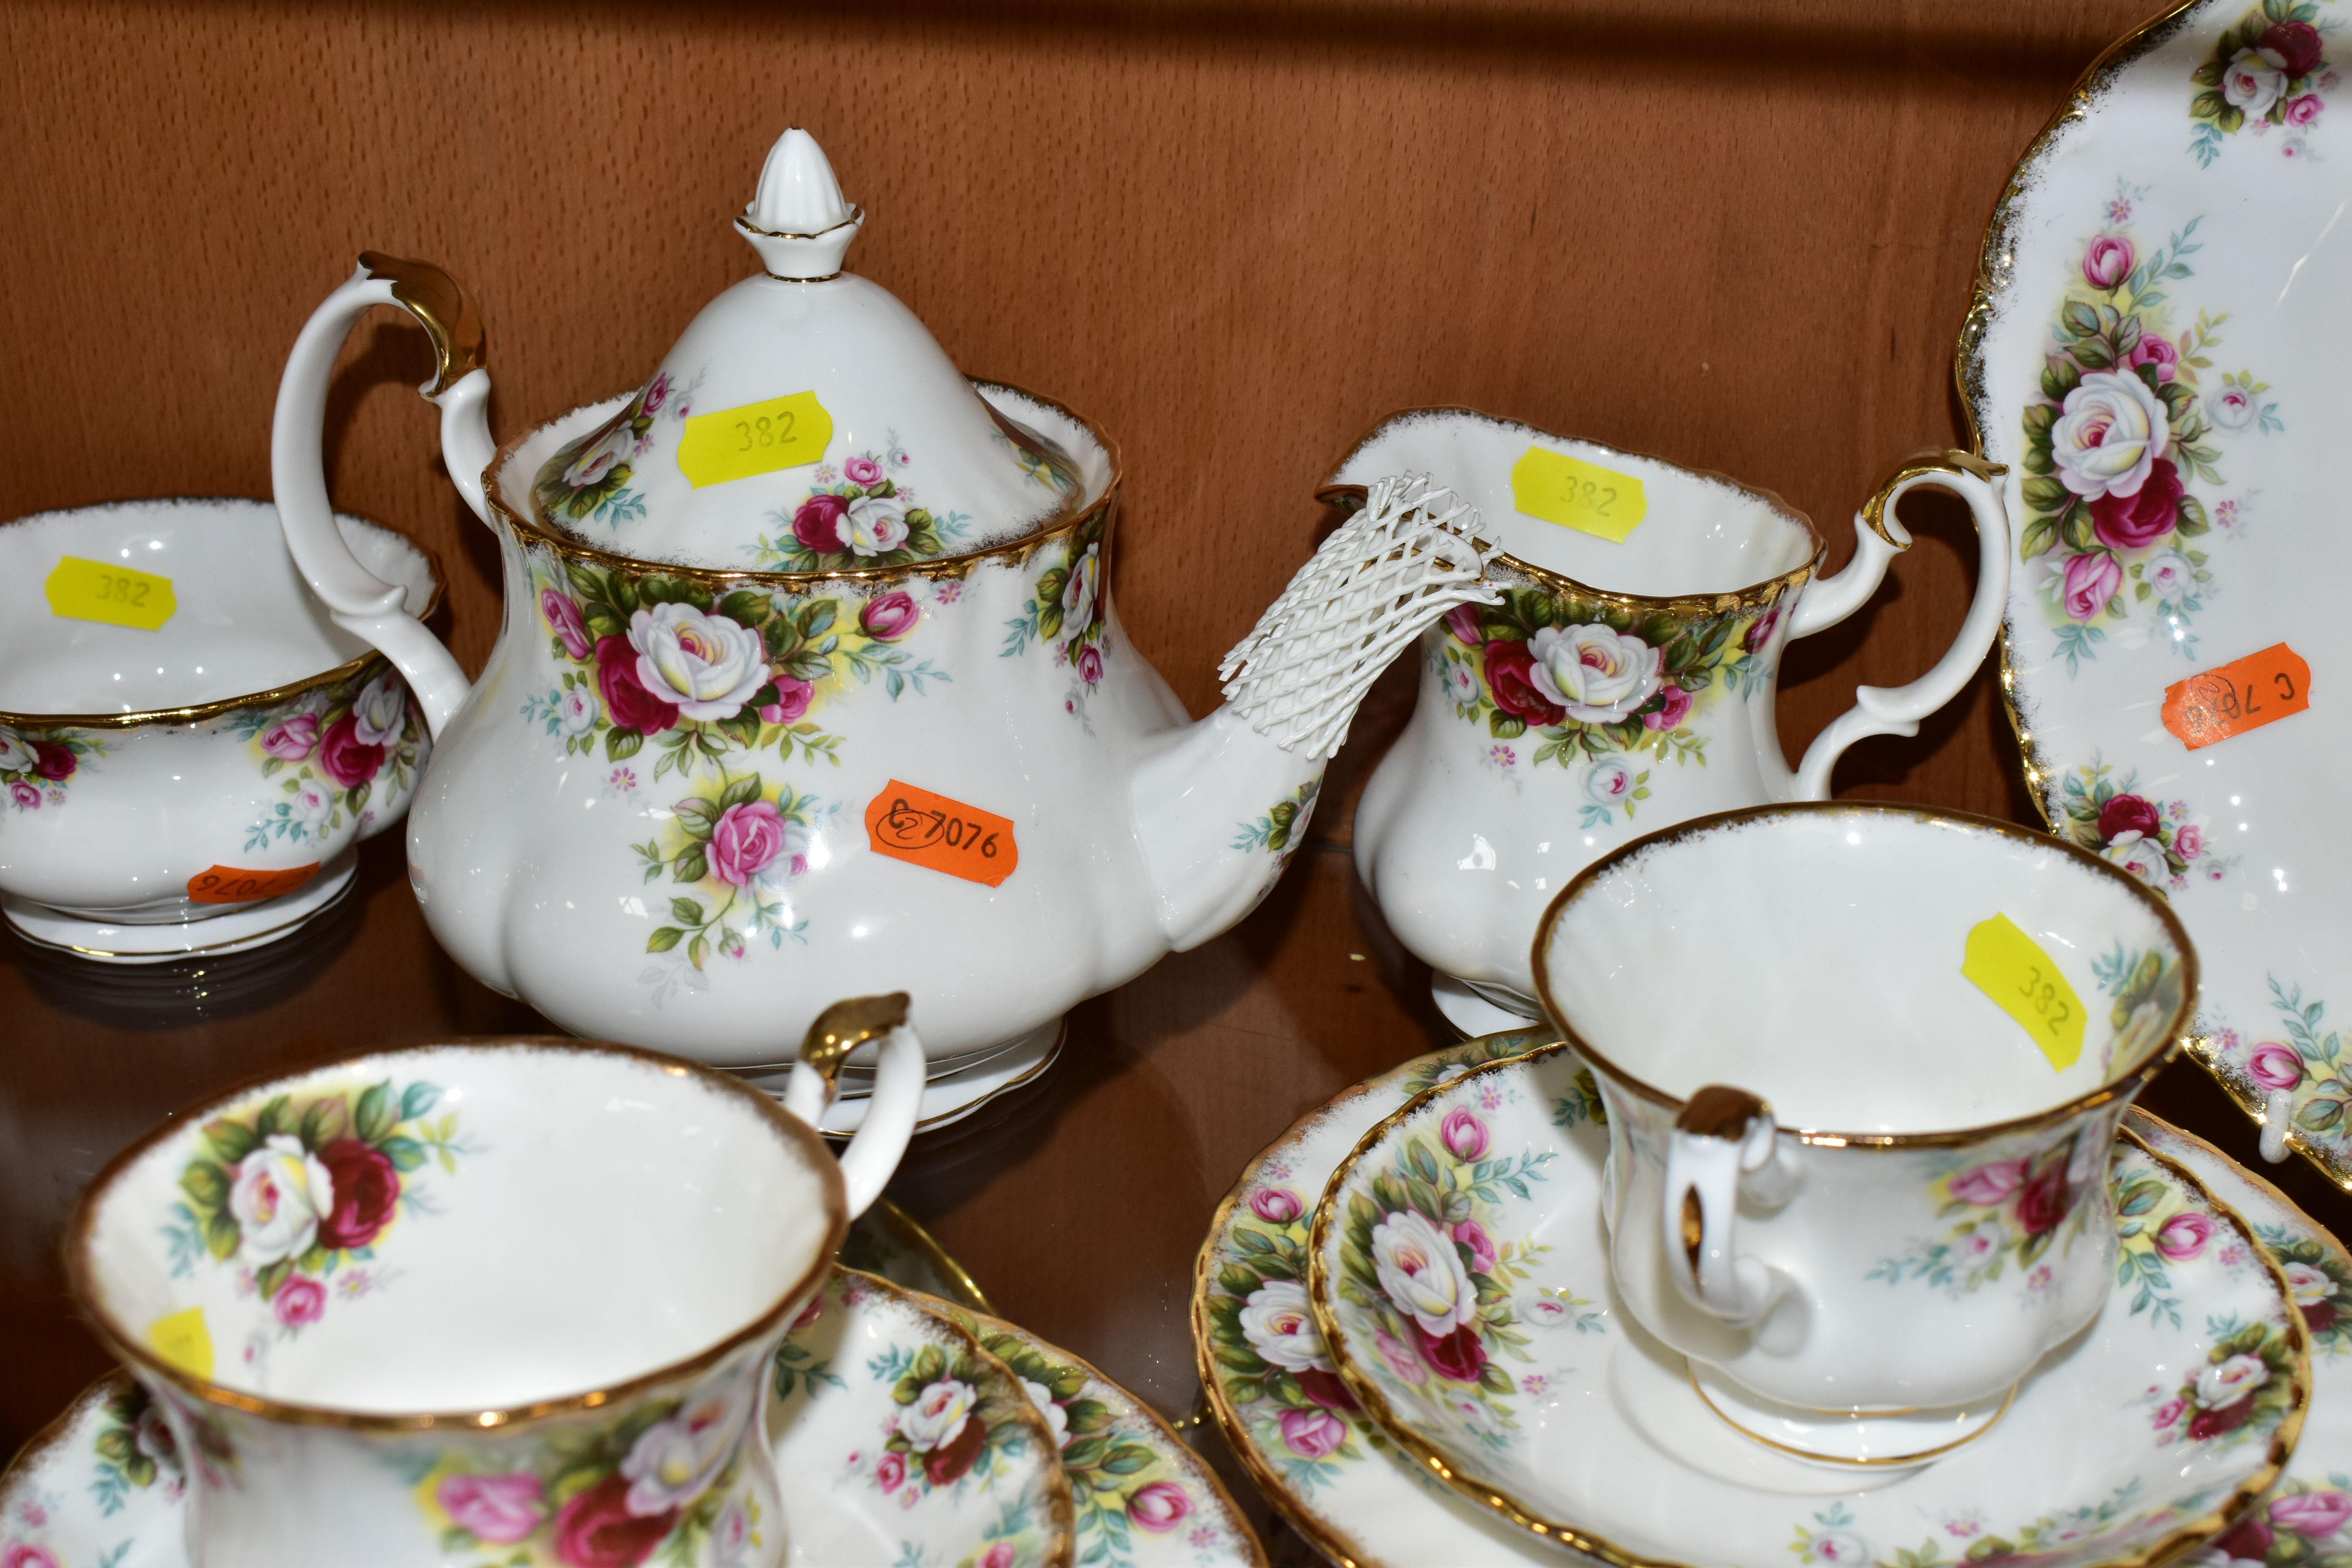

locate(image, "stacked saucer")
[[1195, 1031, 2350, 1565], [5, 1202, 1264, 1568]]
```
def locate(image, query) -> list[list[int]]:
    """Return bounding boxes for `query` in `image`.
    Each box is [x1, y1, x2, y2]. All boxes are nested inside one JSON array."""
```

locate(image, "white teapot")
[[272, 129, 1495, 1073]]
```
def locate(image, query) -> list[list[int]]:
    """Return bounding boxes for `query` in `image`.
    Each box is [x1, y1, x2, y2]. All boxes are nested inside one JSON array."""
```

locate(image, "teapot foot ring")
[[1432, 973, 1543, 1039]]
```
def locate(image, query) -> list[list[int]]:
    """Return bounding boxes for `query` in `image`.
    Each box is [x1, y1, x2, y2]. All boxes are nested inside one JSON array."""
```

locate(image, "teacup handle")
[[270, 254, 494, 740], [1662, 1085, 1788, 1323], [1787, 452, 2012, 800], [780, 994, 927, 1218]]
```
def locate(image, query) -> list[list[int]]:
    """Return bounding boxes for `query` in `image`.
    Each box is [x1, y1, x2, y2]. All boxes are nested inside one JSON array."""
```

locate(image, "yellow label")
[[1962, 914, 2088, 1071], [1510, 447, 1648, 543], [46, 556, 176, 631], [675, 392, 834, 488], [147, 1306, 214, 1380]]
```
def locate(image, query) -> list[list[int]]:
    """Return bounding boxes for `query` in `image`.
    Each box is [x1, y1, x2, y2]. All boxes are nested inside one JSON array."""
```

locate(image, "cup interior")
[[1328, 410, 1818, 597], [0, 498, 434, 714], [74, 1042, 840, 1415], [1536, 808, 2192, 1134]]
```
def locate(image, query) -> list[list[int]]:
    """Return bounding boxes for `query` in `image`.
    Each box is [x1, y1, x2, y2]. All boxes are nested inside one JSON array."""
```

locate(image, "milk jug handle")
[[270, 255, 486, 739], [1661, 1087, 1784, 1323], [1789, 452, 2013, 800]]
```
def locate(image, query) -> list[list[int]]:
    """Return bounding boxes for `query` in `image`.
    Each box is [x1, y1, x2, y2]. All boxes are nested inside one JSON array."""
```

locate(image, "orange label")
[[863, 782, 1018, 887], [2161, 644, 2312, 750], [187, 864, 319, 905]]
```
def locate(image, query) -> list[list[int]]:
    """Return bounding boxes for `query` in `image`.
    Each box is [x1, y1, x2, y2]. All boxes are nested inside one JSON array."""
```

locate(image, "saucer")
[[0, 1262, 1071, 1568], [937, 1304, 1266, 1567], [1309, 1043, 2306, 1566], [771, 1269, 1075, 1568], [1193, 1025, 1577, 1566], [2, 846, 357, 964], [1430, 974, 1540, 1040]]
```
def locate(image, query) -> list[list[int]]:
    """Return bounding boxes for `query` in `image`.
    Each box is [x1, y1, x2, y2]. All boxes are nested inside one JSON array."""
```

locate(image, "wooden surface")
[[7, 2, 2332, 1559]]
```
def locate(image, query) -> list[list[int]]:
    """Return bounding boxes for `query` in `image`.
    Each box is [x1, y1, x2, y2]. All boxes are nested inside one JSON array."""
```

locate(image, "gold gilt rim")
[[481, 380, 1120, 590], [1684, 1370, 2017, 1468], [838, 1266, 1080, 1568], [1313, 403, 1827, 614], [1530, 800, 2199, 1149], [1187, 1022, 1564, 1568], [1945, 0, 2350, 1187], [855, 1197, 996, 1315], [1303, 1042, 2306, 1568], [0, 502, 446, 731], [947, 1301, 1270, 1568], [0, 1370, 124, 1499], [65, 1035, 850, 1434]]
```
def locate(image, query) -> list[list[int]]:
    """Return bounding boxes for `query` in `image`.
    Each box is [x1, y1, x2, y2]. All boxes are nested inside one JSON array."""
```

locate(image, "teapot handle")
[[270, 254, 491, 739], [1786, 452, 2012, 800], [780, 995, 927, 1218]]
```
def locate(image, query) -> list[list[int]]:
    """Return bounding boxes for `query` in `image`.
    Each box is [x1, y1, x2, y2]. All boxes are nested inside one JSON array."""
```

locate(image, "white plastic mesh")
[[1219, 473, 1500, 760]]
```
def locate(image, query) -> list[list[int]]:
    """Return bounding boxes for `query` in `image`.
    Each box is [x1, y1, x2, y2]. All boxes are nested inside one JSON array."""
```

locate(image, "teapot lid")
[[528, 128, 1082, 569]]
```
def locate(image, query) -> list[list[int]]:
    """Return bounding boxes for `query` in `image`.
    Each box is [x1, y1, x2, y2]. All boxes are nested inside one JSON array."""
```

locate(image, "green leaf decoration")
[[256, 1258, 292, 1301], [205, 1210, 240, 1259], [299, 1097, 349, 1150], [670, 897, 706, 925], [565, 563, 606, 602], [400, 1082, 442, 1123], [2020, 474, 2071, 510], [583, 603, 626, 640], [2042, 356, 2082, 402], [255, 1095, 293, 1139], [674, 845, 710, 885], [354, 1081, 397, 1144], [2061, 301, 2102, 339], [799, 601, 837, 639], [379, 1136, 426, 1172], [180, 1160, 231, 1209], [646, 926, 686, 953], [203, 1119, 259, 1164], [606, 728, 644, 762], [720, 590, 771, 625], [1062, 1434, 1111, 1470], [1102, 1443, 1156, 1475], [673, 799, 720, 840], [608, 573, 641, 615], [719, 773, 763, 810]]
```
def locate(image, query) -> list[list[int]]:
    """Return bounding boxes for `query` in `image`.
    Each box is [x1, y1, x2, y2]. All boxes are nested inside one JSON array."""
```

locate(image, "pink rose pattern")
[[238, 661, 425, 857], [748, 439, 971, 571], [2019, 193, 2275, 671], [2215, 978, 2352, 1178], [2053, 755, 2231, 896], [2190, 10, 2336, 165], [0, 725, 99, 813]]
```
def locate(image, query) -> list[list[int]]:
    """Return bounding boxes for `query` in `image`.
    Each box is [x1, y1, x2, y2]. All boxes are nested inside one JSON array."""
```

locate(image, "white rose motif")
[[2223, 47, 2287, 118], [620, 1363, 759, 1516], [1021, 1379, 1070, 1448], [227, 1134, 335, 1266], [1526, 624, 1662, 722], [1237, 1280, 1334, 1373], [2283, 1261, 2337, 1309], [2208, 385, 2258, 431], [1061, 544, 1100, 644], [287, 780, 336, 829], [628, 603, 768, 722], [350, 672, 408, 746], [2143, 552, 2195, 600], [0, 728, 34, 773], [842, 492, 911, 556], [561, 421, 636, 489], [1585, 760, 1635, 806], [1370, 1208, 1478, 1339], [2104, 833, 2171, 884], [557, 686, 599, 738], [1443, 661, 1480, 707], [898, 1377, 977, 1453], [1442, 1388, 1501, 1437], [750, 818, 817, 896], [2051, 370, 2172, 499], [2195, 1352, 2270, 1411]]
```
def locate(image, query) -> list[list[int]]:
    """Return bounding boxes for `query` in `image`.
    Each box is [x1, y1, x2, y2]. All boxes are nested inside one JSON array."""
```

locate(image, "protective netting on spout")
[[1219, 474, 1500, 760]]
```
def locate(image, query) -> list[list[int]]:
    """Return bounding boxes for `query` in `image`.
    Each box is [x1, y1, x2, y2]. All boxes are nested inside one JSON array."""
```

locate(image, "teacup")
[[1327, 410, 2011, 1018], [65, 997, 925, 1568], [1532, 803, 2194, 1461], [0, 498, 438, 961]]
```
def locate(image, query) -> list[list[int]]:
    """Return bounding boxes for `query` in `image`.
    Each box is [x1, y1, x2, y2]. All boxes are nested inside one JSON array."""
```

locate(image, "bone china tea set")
[[11, 0, 2352, 1554]]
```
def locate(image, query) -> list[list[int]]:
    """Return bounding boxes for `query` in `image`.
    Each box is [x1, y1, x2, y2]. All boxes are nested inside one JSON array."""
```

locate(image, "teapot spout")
[[1129, 476, 1497, 950]]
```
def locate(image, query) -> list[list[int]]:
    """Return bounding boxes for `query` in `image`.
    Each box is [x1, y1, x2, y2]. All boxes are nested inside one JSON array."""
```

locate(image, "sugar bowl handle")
[[270, 254, 489, 739], [783, 994, 926, 1217], [1788, 451, 2013, 799], [1662, 1085, 1789, 1323]]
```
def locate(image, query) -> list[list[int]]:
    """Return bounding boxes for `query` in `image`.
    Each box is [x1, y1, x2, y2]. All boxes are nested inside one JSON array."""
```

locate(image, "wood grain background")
[[0, 0, 2162, 834], [0, 0, 2196, 1489]]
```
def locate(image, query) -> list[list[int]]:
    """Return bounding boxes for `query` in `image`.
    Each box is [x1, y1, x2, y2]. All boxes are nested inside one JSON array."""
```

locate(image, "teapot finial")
[[737, 127, 864, 280]]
